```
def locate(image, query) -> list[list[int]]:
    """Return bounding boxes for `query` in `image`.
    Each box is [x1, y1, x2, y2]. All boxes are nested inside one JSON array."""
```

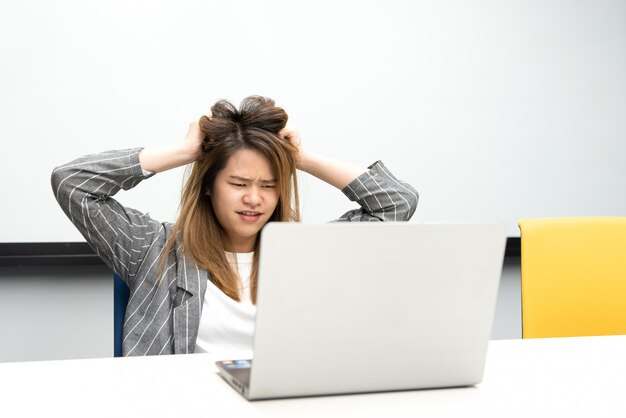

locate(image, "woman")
[[51, 96, 418, 358]]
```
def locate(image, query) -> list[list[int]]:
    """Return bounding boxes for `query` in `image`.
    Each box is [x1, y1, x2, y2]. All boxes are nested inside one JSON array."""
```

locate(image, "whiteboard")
[[1, 0, 625, 242]]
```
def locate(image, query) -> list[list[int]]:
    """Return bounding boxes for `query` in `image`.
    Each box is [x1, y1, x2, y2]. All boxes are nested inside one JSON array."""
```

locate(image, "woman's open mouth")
[[237, 211, 262, 222]]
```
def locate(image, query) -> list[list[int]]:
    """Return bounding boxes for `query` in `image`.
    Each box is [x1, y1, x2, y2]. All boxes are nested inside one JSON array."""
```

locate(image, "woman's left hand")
[[279, 127, 367, 188], [279, 127, 305, 169]]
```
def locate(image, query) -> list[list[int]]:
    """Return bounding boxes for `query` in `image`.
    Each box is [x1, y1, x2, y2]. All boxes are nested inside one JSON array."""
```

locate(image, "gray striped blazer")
[[51, 148, 418, 356]]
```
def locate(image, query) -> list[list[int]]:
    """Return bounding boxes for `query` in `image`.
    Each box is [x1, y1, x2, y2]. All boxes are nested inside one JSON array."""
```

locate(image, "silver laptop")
[[216, 222, 507, 400]]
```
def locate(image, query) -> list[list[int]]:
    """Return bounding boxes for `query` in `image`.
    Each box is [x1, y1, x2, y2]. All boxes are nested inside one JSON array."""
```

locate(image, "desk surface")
[[1, 335, 625, 418]]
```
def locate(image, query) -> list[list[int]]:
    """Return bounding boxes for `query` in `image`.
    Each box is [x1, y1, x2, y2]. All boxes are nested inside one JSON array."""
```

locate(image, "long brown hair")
[[162, 96, 300, 303]]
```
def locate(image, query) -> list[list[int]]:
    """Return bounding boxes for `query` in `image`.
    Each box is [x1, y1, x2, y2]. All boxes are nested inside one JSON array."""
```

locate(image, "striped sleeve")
[[50, 148, 163, 284], [334, 161, 418, 222]]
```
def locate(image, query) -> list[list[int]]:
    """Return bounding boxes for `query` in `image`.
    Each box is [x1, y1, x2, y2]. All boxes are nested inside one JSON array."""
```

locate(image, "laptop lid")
[[247, 222, 506, 400]]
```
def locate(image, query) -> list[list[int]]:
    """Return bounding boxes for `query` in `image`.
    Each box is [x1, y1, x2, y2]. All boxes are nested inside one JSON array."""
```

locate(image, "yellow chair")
[[518, 217, 626, 338]]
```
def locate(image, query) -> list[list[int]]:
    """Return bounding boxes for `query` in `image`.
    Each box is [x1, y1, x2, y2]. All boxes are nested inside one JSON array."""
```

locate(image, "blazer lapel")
[[172, 242, 208, 354]]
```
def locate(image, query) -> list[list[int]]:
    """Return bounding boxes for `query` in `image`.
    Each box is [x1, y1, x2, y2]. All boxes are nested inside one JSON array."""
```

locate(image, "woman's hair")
[[161, 96, 300, 304]]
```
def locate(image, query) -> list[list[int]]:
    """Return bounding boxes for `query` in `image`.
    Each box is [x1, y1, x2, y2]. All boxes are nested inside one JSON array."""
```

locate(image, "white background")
[[1, 0, 625, 242]]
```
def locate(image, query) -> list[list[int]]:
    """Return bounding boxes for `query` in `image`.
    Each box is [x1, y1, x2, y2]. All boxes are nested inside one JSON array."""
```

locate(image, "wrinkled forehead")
[[219, 148, 277, 182]]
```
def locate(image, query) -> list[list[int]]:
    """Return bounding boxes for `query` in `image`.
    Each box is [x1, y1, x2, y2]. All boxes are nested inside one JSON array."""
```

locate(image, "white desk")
[[1, 335, 625, 417]]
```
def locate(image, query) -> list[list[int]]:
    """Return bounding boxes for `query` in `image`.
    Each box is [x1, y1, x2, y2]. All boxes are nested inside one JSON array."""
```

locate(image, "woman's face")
[[210, 148, 279, 253]]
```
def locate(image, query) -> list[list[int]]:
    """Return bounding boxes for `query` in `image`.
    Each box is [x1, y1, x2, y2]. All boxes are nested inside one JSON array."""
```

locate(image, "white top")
[[194, 252, 256, 360]]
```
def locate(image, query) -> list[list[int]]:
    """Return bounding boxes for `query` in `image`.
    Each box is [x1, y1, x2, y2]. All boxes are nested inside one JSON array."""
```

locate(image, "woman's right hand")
[[181, 120, 205, 163]]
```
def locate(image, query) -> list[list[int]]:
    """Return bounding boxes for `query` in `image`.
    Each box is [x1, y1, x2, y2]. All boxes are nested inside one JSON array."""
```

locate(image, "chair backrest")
[[518, 217, 626, 338], [113, 273, 130, 357]]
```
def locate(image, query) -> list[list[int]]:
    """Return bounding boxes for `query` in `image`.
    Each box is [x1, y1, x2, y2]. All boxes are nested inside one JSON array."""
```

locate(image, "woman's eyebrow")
[[229, 175, 276, 183]]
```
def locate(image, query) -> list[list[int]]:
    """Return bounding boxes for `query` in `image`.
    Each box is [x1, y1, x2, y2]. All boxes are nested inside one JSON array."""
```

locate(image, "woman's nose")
[[243, 187, 261, 206]]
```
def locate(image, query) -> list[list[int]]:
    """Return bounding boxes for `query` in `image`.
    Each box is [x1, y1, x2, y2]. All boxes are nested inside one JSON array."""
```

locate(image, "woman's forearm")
[[138, 143, 197, 173], [299, 151, 367, 190], [138, 121, 203, 173]]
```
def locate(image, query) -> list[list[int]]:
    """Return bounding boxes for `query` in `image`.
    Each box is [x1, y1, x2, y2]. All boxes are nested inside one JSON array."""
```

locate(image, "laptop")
[[216, 222, 507, 400]]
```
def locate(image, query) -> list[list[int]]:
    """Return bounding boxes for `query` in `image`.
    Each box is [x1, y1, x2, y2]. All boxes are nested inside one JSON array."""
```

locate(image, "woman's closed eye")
[[230, 182, 275, 189]]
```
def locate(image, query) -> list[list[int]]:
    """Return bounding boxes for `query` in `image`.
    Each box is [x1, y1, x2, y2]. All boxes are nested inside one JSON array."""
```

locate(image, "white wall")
[[1, 0, 625, 242]]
